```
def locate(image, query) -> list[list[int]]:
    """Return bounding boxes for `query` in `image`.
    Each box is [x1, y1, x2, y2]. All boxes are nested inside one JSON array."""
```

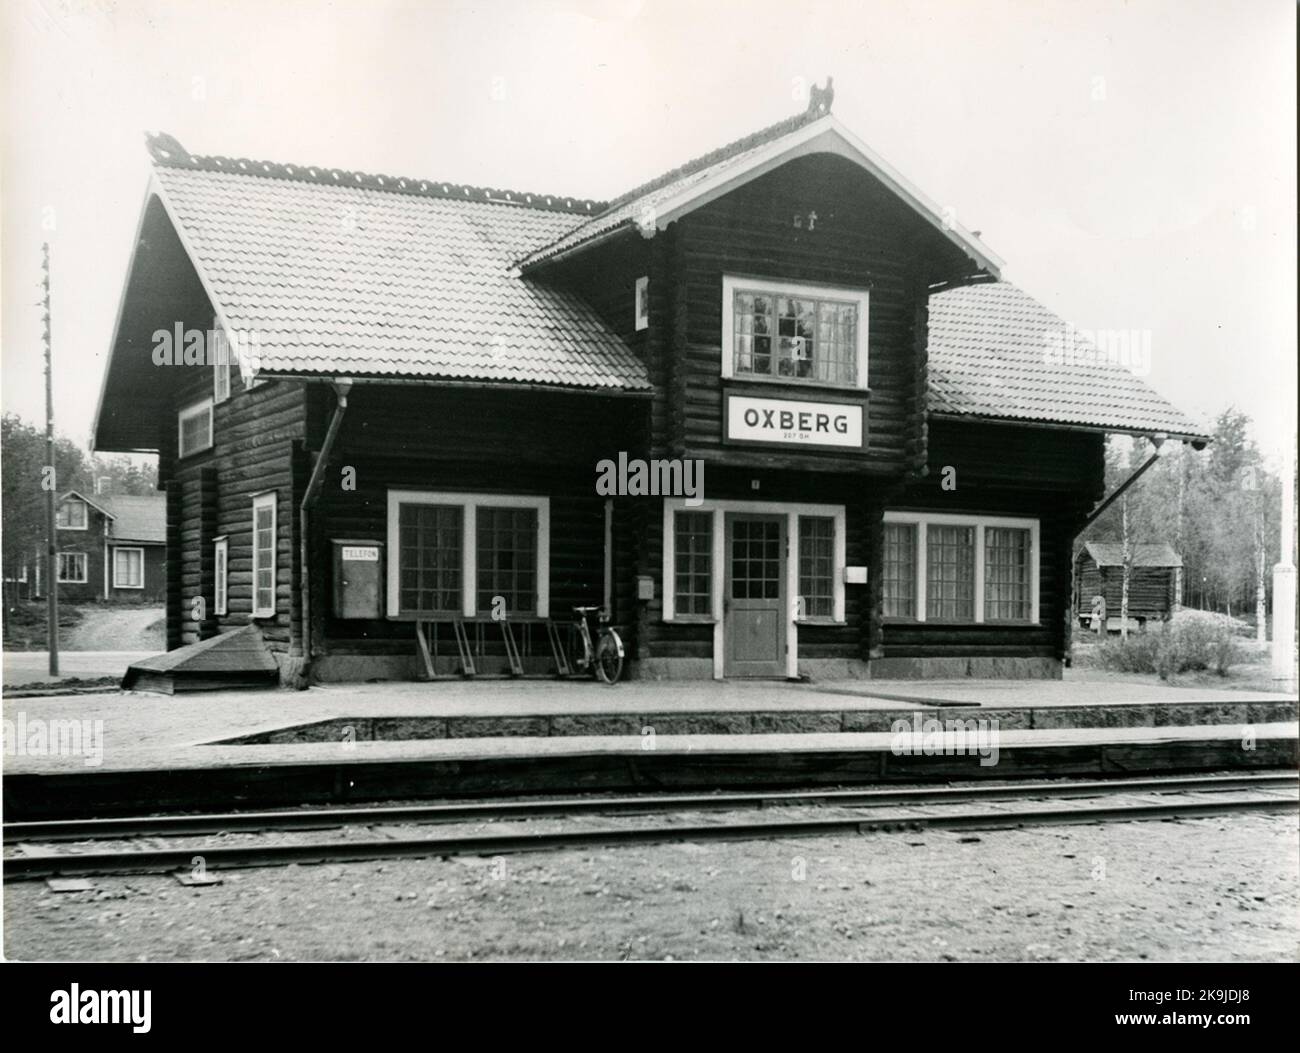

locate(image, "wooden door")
[[724, 514, 785, 677]]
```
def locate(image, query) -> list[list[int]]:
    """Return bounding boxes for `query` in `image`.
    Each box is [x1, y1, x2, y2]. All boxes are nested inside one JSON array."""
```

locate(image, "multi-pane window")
[[179, 399, 213, 458], [398, 504, 462, 615], [252, 493, 277, 617], [113, 547, 144, 588], [732, 289, 859, 385], [984, 527, 1032, 621], [476, 507, 537, 616], [214, 537, 228, 616], [674, 511, 713, 617], [798, 516, 835, 618], [56, 499, 87, 529], [926, 525, 975, 621], [884, 514, 1037, 624], [730, 518, 781, 600], [57, 552, 87, 583], [882, 522, 917, 618]]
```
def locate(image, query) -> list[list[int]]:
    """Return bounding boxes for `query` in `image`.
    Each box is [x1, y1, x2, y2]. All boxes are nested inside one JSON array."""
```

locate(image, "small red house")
[[23, 491, 167, 604]]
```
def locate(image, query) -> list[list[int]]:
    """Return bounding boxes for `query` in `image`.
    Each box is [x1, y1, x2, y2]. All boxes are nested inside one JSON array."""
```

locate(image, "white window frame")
[[57, 552, 88, 584], [5, 564, 29, 583], [252, 492, 277, 617], [212, 319, 231, 404], [662, 498, 846, 680], [56, 498, 88, 530], [112, 546, 145, 589], [214, 536, 229, 615], [178, 397, 214, 458], [635, 276, 649, 332], [385, 490, 550, 619], [720, 274, 870, 390], [882, 511, 1040, 625]]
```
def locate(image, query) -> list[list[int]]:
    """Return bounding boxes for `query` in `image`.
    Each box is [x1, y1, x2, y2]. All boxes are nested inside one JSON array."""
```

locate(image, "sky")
[[2, 0, 1295, 463]]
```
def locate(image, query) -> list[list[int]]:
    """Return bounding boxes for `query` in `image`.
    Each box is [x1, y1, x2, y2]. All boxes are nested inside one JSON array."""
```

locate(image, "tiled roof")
[[1083, 542, 1183, 568], [149, 144, 649, 391], [926, 282, 1207, 439], [99, 495, 166, 544]]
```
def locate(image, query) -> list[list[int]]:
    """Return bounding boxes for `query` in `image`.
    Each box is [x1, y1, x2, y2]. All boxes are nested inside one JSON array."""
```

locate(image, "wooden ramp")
[[121, 625, 280, 694]]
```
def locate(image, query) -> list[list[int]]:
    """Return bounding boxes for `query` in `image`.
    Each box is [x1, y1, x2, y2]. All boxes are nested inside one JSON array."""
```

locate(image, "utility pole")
[[42, 242, 60, 678], [1272, 441, 1296, 683]]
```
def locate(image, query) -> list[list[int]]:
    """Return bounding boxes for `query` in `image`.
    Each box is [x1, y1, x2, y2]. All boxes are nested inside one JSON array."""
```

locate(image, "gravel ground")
[[61, 606, 164, 652], [4, 814, 1296, 962]]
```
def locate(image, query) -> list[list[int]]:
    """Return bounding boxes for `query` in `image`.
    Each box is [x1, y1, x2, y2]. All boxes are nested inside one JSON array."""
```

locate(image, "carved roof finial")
[[807, 77, 834, 116]]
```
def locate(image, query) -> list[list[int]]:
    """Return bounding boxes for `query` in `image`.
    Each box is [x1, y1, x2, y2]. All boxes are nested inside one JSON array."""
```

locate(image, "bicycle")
[[569, 605, 625, 684]]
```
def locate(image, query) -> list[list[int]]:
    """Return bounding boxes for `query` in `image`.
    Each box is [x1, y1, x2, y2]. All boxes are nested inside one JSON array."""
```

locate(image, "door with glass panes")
[[724, 514, 785, 676]]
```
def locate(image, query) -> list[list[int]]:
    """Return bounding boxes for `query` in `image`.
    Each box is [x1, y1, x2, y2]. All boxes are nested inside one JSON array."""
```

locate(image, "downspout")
[[298, 378, 352, 671]]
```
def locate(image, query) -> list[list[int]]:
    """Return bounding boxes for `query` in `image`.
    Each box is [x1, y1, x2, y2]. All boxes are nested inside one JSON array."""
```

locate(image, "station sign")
[[725, 394, 864, 449]]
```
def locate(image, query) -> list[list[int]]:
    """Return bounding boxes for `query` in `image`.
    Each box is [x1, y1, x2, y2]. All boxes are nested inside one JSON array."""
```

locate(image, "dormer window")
[[56, 498, 87, 530], [721, 276, 869, 389]]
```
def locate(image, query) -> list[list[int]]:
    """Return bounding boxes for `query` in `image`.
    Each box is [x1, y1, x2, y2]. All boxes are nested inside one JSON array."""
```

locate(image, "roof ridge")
[[597, 91, 832, 214], [145, 132, 606, 216]]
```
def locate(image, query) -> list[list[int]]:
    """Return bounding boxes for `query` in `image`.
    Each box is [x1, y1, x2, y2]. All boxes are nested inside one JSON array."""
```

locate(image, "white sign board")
[[341, 546, 380, 562], [726, 395, 863, 449]]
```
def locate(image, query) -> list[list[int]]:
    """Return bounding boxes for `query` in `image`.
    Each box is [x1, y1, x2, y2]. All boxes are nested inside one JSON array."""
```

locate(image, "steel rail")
[[6, 772, 1296, 843], [5, 788, 1296, 881]]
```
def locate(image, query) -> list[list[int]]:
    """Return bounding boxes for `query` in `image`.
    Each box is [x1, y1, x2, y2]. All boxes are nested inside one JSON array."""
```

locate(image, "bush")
[[1093, 611, 1240, 679]]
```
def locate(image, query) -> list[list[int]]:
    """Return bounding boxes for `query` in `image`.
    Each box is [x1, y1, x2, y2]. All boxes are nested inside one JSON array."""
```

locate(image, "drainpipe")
[[299, 379, 352, 670]]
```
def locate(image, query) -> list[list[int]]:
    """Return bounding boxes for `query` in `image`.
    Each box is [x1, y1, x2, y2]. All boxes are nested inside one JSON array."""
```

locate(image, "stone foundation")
[[866, 656, 1063, 680]]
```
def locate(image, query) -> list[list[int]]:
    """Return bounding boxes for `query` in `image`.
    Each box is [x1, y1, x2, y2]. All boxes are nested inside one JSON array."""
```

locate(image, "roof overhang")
[[520, 115, 1004, 278], [929, 411, 1211, 447], [58, 490, 114, 519]]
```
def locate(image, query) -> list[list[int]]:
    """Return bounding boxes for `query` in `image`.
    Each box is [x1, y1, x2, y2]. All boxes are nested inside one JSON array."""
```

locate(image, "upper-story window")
[[179, 398, 214, 458], [721, 276, 869, 389], [213, 320, 231, 404], [56, 498, 88, 530]]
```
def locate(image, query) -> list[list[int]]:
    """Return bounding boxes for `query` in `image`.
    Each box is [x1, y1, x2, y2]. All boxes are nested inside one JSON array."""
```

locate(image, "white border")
[[214, 536, 229, 616], [111, 546, 145, 589], [663, 498, 847, 680], [883, 511, 1040, 624], [252, 492, 277, 617], [57, 551, 88, 584], [385, 490, 550, 619], [178, 397, 214, 458], [721, 275, 869, 390]]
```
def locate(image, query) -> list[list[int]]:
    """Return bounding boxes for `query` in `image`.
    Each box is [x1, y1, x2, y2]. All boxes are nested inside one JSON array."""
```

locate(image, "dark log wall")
[[307, 384, 646, 658], [670, 152, 973, 474], [881, 420, 1106, 661], [162, 358, 308, 655]]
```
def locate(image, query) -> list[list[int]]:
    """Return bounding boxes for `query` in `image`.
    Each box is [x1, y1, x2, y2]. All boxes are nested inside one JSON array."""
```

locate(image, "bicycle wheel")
[[594, 629, 624, 685]]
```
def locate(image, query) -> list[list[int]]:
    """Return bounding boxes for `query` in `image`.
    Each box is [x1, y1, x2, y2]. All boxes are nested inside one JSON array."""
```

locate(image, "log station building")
[[92, 84, 1207, 685]]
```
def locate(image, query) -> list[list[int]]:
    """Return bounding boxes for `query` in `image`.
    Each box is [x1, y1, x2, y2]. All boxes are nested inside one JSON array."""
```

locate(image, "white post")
[[1272, 443, 1296, 684]]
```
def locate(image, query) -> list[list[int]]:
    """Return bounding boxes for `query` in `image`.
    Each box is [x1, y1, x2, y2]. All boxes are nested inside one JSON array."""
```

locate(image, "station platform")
[[2, 675, 1297, 773], [3, 676, 1295, 818]]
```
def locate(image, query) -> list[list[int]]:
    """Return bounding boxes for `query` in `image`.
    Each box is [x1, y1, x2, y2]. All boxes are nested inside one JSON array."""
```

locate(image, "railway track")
[[5, 772, 1296, 881]]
